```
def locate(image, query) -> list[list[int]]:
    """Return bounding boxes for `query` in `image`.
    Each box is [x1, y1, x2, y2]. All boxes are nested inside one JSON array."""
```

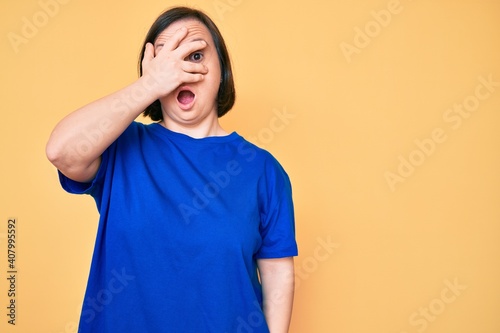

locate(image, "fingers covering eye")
[[182, 61, 208, 74]]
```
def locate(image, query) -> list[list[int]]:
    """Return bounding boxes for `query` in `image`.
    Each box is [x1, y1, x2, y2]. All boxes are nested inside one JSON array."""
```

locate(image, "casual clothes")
[[59, 122, 298, 332]]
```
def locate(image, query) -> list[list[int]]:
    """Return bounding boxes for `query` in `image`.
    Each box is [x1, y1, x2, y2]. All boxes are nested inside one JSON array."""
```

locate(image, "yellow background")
[[1, 0, 500, 332]]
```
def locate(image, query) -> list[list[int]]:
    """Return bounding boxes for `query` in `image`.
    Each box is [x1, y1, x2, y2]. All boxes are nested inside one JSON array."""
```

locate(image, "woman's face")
[[154, 19, 222, 129]]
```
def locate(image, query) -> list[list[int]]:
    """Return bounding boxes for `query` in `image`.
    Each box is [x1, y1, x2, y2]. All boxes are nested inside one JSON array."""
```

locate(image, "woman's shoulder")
[[117, 121, 156, 141], [233, 136, 288, 175]]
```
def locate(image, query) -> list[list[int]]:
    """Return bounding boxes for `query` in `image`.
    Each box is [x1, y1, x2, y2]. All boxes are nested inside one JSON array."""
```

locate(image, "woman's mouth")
[[177, 88, 196, 110]]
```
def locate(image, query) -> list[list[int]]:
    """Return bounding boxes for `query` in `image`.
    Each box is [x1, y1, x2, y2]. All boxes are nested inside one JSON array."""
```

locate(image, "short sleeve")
[[255, 156, 298, 259], [58, 148, 110, 205]]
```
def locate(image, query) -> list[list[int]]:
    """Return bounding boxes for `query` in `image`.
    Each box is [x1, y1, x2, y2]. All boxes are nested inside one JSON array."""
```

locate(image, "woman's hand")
[[141, 26, 208, 100], [46, 27, 210, 183]]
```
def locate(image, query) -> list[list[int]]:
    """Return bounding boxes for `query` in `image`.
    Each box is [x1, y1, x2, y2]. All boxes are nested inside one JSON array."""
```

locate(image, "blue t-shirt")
[[59, 122, 298, 333]]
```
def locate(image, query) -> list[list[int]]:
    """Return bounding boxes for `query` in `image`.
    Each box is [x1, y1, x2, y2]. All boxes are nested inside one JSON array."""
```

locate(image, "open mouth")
[[177, 88, 195, 110]]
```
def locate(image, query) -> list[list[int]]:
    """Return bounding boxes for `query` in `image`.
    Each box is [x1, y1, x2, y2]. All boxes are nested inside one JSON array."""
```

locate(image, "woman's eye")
[[188, 52, 203, 62]]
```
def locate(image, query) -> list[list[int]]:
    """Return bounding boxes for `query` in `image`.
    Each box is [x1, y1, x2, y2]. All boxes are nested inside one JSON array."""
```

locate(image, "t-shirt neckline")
[[149, 122, 240, 144]]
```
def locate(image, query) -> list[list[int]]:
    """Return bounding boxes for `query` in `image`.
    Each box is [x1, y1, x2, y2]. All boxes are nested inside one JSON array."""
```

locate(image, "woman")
[[46, 6, 297, 333]]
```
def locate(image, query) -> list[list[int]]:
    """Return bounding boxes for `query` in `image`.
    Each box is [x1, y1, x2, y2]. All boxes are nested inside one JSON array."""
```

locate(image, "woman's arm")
[[46, 76, 157, 182], [257, 257, 295, 333], [46, 26, 208, 182]]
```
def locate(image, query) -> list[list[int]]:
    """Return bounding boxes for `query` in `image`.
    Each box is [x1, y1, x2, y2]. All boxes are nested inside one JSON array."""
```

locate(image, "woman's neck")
[[159, 117, 228, 138]]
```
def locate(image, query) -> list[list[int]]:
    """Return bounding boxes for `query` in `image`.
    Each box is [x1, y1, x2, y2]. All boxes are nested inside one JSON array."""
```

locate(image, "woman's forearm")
[[46, 76, 159, 182], [257, 257, 295, 333], [46, 27, 208, 183]]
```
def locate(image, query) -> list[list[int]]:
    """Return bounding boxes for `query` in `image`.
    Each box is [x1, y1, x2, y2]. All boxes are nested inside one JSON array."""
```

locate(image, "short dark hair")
[[138, 6, 236, 121]]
